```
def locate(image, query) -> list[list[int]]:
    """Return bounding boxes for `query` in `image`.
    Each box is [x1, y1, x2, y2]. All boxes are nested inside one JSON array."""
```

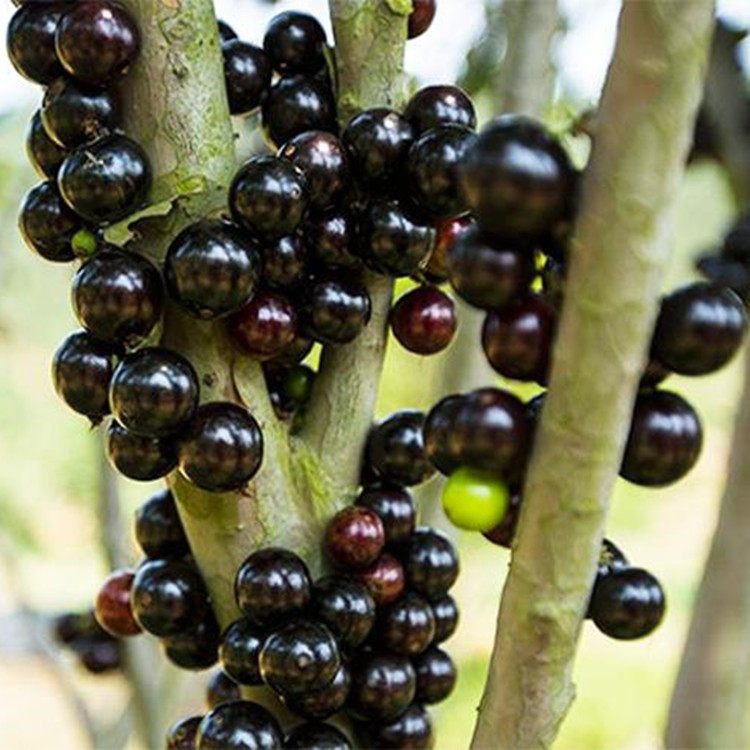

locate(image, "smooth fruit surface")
[[166, 716, 202, 750], [423, 394, 466, 476], [325, 506, 385, 570], [218, 617, 265, 686], [106, 420, 176, 481], [300, 277, 371, 344], [408, 0, 437, 38], [263, 11, 326, 75], [355, 553, 406, 606], [348, 653, 416, 721], [403, 528, 459, 600], [134, 489, 189, 559], [26, 109, 68, 179], [442, 467, 510, 532], [431, 594, 459, 643], [7, 3, 66, 84], [19, 180, 80, 262], [223, 40, 272, 115], [425, 214, 473, 283], [361, 704, 433, 749], [414, 646, 456, 704], [95, 569, 141, 637], [312, 575, 376, 649], [196, 700, 283, 750], [228, 291, 298, 360], [286, 723, 351, 750], [356, 485, 416, 545], [262, 234, 307, 289], [390, 286, 457, 355], [283, 663, 350, 720], [375, 591, 436, 655], [405, 85, 477, 134], [163, 615, 220, 670], [206, 670, 242, 708]]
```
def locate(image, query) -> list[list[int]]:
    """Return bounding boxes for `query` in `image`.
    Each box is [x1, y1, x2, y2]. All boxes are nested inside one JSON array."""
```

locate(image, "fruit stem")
[[471, 3, 714, 748]]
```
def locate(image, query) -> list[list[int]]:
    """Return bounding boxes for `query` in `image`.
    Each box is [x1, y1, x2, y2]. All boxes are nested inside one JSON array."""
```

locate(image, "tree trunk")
[[471, 2, 714, 747]]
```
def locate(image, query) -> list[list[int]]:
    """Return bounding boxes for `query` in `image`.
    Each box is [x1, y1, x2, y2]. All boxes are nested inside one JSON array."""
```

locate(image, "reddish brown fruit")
[[408, 0, 436, 39], [483, 490, 523, 548], [94, 569, 141, 637], [426, 215, 473, 283], [228, 291, 297, 360], [355, 553, 405, 606], [325, 506, 385, 570], [390, 286, 457, 355]]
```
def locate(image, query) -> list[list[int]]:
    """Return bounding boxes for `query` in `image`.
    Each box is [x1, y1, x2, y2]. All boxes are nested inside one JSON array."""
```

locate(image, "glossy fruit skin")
[[109, 347, 199, 437], [19, 180, 80, 262], [414, 647, 456, 704], [589, 567, 666, 640], [52, 330, 119, 420], [267, 334, 314, 369], [447, 226, 536, 310], [280, 131, 350, 211], [390, 286, 457, 355], [403, 529, 459, 601], [355, 553, 406, 606], [356, 485, 416, 546], [219, 617, 265, 686], [262, 234, 307, 289], [641, 357, 671, 389], [259, 620, 340, 695], [235, 548, 312, 627], [42, 78, 117, 148], [621, 390, 703, 487], [178, 402, 264, 492], [405, 85, 477, 135], [361, 704, 433, 749], [95, 569, 141, 637], [407, 126, 475, 218], [263, 11, 326, 75], [442, 467, 510, 532], [284, 663, 350, 720], [130, 558, 208, 637], [312, 575, 376, 649], [27, 109, 68, 179], [228, 291, 298, 360], [262, 76, 337, 149], [286, 723, 352, 750], [651, 282, 747, 376], [165, 219, 261, 319], [325, 507, 385, 570], [223, 40, 272, 115], [376, 592, 436, 656], [166, 715, 202, 750], [196, 700, 283, 750], [163, 614, 221, 670], [134, 489, 189, 559], [408, 0, 437, 38], [206, 670, 242, 708], [218, 20, 237, 43], [358, 200, 435, 276], [58, 134, 152, 224], [72, 249, 163, 346], [230, 155, 309, 240], [461, 115, 573, 240], [305, 210, 359, 269], [348, 653, 417, 721], [6, 4, 66, 84], [423, 394, 465, 476], [482, 295, 557, 384], [78, 637, 123, 673], [106, 420, 176, 481], [482, 489, 522, 548], [425, 215, 473, 284], [55, 2, 140, 86], [451, 387, 530, 482], [431, 595, 459, 643], [301, 277, 371, 344]]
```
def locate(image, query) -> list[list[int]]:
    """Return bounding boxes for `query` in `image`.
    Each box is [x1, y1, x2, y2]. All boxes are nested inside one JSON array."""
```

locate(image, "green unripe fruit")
[[441, 467, 510, 532]]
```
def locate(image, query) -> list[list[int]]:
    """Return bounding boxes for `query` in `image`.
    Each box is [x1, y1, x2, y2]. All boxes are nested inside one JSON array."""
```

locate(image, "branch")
[[471, 2, 714, 747]]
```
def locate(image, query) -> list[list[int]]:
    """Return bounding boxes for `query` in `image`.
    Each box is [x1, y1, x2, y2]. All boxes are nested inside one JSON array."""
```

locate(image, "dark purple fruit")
[[164, 614, 221, 670], [651, 282, 747, 376], [482, 295, 557, 383], [621, 390, 703, 487], [26, 109, 68, 179], [414, 647, 456, 704], [425, 214, 473, 283], [6, 3, 66, 84], [235, 547, 312, 626], [223, 40, 272, 115], [262, 75, 337, 149], [348, 653, 416, 721], [167, 715, 202, 750], [366, 410, 435, 487], [375, 592, 436, 656], [134, 488, 189, 559], [423, 394, 465, 476], [461, 115, 573, 240], [589, 567, 666, 640], [343, 109, 414, 187], [106, 420, 176, 481], [58, 134, 152, 224], [262, 234, 307, 290], [357, 200, 434, 277], [403, 528, 459, 600], [196, 700, 283, 750], [95, 569, 141, 637], [596, 538, 629, 577], [361, 704, 433, 749], [206, 670, 241, 709], [325, 506, 385, 570], [165, 219, 261, 319], [178, 402, 263, 492], [263, 11, 326, 75], [356, 484, 415, 545], [405, 85, 477, 135], [52, 330, 119, 420], [78, 638, 122, 673], [219, 617, 265, 686], [227, 291, 298, 360], [354, 553, 405, 606], [305, 210, 359, 269], [431, 594, 459, 643], [284, 663, 350, 720], [408, 0, 436, 39], [217, 20, 237, 44], [41, 78, 117, 148], [390, 286, 457, 355], [300, 277, 371, 344], [286, 723, 351, 750], [311, 575, 376, 649], [131, 558, 208, 637], [447, 225, 536, 310], [18, 180, 80, 262], [72, 248, 163, 346], [483, 489, 523, 548], [55, 1, 140, 86], [280, 131, 349, 211], [267, 334, 314, 368], [259, 620, 340, 695], [109, 347, 199, 437]]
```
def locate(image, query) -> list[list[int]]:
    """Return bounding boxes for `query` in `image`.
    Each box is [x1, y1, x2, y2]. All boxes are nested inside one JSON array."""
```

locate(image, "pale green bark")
[[471, 3, 714, 747]]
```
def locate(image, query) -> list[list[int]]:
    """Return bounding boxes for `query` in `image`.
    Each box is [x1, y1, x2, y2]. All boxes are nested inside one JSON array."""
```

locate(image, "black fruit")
[[305, 210, 358, 269], [348, 653, 416, 721], [219, 617, 265, 686], [284, 663, 350, 720], [206, 670, 242, 709], [164, 614, 221, 670], [26, 110, 68, 179], [360, 704, 433, 748], [134, 488, 190, 559], [106, 420, 176, 481], [223, 40, 273, 115], [165, 219, 261, 319], [52, 330, 119, 420], [423, 394, 466, 476], [218, 20, 237, 44], [311, 575, 376, 649], [405, 85, 477, 134], [71, 248, 163, 346], [235, 547, 312, 627], [356, 484, 416, 546], [178, 402, 264, 492], [18, 180, 80, 262], [263, 11, 326, 75], [286, 723, 351, 750], [300, 277, 371, 344], [262, 234, 307, 289], [483, 489, 523, 549], [58, 134, 152, 224], [431, 594, 459, 643], [376, 592, 436, 655], [414, 646, 456, 704], [403, 528, 459, 600], [196, 701, 283, 750], [6, 3, 66, 84], [166, 715, 202, 750]]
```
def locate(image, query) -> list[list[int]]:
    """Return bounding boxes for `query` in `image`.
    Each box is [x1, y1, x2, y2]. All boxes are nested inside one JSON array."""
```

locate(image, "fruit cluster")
[[53, 608, 123, 675], [697, 211, 750, 302]]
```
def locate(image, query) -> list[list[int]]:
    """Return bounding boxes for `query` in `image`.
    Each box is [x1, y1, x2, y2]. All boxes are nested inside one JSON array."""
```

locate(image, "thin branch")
[[471, 2, 715, 747]]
